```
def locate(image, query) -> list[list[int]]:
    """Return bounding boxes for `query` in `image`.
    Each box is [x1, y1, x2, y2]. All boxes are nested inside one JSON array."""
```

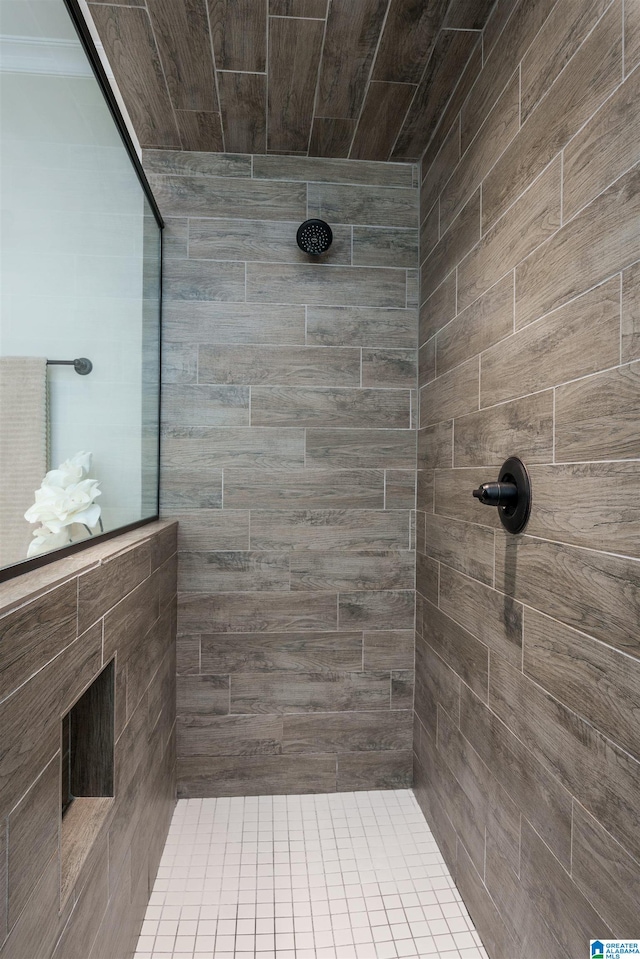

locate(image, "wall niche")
[[60, 659, 114, 901]]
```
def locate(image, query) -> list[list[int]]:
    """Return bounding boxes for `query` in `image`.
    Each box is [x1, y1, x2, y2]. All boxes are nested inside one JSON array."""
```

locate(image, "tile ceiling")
[[89, 0, 496, 162]]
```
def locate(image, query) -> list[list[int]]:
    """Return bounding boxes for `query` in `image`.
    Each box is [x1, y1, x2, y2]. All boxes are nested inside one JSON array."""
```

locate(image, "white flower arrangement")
[[25, 451, 102, 558]]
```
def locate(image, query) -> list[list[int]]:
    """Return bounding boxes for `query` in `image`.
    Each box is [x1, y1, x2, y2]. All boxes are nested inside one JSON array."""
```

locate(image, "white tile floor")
[[135, 789, 488, 959]]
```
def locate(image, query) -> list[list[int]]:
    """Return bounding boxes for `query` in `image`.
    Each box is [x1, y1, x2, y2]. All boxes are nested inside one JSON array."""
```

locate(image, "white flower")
[[24, 452, 102, 559], [27, 526, 72, 558], [42, 451, 93, 489], [25, 478, 101, 532]]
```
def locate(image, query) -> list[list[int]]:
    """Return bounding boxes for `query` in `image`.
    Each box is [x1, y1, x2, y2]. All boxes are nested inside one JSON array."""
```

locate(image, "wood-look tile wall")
[[415, 2, 640, 957], [145, 149, 418, 798], [87, 0, 494, 160], [0, 522, 177, 959]]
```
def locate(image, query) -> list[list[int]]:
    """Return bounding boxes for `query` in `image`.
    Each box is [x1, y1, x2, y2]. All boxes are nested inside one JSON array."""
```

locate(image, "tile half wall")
[[148, 151, 419, 798]]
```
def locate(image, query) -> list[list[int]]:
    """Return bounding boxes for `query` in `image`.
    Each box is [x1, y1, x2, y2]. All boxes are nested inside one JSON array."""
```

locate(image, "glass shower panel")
[[0, 0, 161, 575]]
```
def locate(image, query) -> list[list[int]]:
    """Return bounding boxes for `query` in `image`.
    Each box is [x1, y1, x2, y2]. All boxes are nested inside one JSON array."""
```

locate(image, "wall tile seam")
[[419, 0, 623, 212], [2, 851, 59, 952], [428, 67, 521, 231], [519, 0, 622, 126], [419, 149, 561, 280], [150, 171, 418, 190], [466, 0, 601, 146], [0, 623, 106, 710], [518, 603, 640, 677], [407, 33, 483, 169], [430, 270, 622, 355], [420, 113, 460, 189], [562, 142, 639, 225], [420, 343, 628, 398], [423, 514, 640, 565], [190, 384, 418, 392], [418, 271, 633, 354], [421, 81, 637, 281], [3, 752, 61, 854], [420, 456, 640, 474], [424, 590, 640, 768], [0, 540, 163, 621], [165, 429, 415, 435], [177, 298, 415, 311], [76, 571, 166, 638], [418, 349, 636, 410], [169, 260, 416, 273], [136, 0, 183, 151], [176, 224, 418, 239]]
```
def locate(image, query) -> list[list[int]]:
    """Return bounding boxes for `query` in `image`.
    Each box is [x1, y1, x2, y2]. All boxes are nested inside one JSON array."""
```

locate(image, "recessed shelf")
[[60, 660, 115, 901]]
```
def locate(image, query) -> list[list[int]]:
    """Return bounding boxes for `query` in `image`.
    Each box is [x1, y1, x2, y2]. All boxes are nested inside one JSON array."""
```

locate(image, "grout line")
[[483, 825, 487, 881], [270, 14, 326, 20], [620, 269, 624, 365], [421, 313, 634, 400], [346, 0, 394, 160], [454, 265, 458, 315], [143, 5, 183, 150], [204, 0, 226, 154], [560, 148, 564, 226], [305, 1, 330, 156], [420, 148, 560, 275], [622, 0, 626, 76], [552, 387, 556, 464], [492, 530, 496, 590], [414, 32, 481, 172], [570, 799, 575, 877], [517, 814, 522, 880], [265, 3, 270, 153]]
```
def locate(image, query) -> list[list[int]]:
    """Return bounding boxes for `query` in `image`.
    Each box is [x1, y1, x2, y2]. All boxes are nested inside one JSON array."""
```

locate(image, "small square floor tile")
[[137, 790, 488, 958]]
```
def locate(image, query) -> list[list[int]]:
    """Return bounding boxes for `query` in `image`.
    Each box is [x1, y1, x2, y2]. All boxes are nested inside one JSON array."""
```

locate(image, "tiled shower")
[[152, 149, 419, 798], [0, 0, 638, 958]]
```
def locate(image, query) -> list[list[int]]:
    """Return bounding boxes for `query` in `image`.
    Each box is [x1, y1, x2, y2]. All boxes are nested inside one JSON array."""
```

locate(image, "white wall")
[[0, 0, 160, 548]]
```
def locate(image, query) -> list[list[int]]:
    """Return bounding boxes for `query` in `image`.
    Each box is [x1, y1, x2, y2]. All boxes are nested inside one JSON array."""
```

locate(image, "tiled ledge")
[[0, 520, 177, 617]]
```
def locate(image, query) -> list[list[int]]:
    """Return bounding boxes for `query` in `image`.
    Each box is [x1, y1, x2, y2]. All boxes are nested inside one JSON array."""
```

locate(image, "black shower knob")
[[296, 218, 333, 255], [472, 456, 532, 534]]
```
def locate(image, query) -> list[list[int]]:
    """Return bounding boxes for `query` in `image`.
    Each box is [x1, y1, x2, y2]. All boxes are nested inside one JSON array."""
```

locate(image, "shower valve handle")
[[471, 457, 532, 535], [472, 481, 518, 508]]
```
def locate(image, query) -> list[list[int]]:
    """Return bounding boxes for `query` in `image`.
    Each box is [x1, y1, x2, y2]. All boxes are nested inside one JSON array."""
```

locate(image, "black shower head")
[[296, 218, 333, 255]]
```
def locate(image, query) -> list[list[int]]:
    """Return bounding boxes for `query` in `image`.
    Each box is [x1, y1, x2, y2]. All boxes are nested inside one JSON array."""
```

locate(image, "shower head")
[[296, 218, 333, 256]]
